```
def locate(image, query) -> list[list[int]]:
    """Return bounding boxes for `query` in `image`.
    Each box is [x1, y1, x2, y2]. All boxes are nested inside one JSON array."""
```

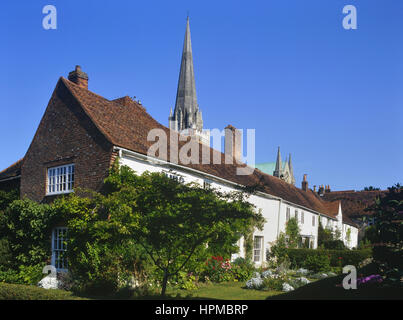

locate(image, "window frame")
[[46, 164, 75, 195], [51, 227, 68, 272], [253, 236, 264, 263]]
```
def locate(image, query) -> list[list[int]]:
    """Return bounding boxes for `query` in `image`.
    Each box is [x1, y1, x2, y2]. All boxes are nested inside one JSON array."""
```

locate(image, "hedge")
[[0, 282, 86, 300], [285, 248, 372, 269]]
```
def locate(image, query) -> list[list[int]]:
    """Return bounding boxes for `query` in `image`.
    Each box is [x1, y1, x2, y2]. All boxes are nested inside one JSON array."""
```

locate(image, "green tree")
[[366, 184, 402, 277], [285, 217, 300, 249], [318, 222, 345, 249], [63, 164, 264, 296]]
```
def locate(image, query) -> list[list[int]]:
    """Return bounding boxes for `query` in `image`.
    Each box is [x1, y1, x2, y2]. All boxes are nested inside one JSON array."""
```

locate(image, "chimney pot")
[[302, 174, 308, 191], [68, 65, 89, 89], [224, 125, 242, 164]]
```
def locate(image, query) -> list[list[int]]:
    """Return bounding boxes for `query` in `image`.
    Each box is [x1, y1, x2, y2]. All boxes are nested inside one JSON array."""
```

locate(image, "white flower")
[[282, 282, 294, 292], [297, 277, 310, 284], [261, 270, 273, 278], [246, 277, 264, 290]]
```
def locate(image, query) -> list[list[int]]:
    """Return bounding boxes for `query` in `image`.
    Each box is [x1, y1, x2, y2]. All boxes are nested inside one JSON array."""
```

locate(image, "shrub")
[[0, 199, 60, 267], [0, 238, 11, 269], [0, 282, 85, 300], [231, 257, 255, 281], [0, 264, 44, 285], [0, 269, 20, 284], [176, 271, 198, 290], [303, 253, 330, 273], [262, 276, 283, 291], [284, 248, 372, 269], [245, 277, 264, 290], [203, 256, 234, 283]]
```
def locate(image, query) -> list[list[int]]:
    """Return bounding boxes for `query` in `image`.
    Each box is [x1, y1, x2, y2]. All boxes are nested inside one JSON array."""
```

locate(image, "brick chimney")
[[302, 174, 308, 191], [318, 184, 325, 196], [225, 125, 242, 164], [68, 65, 88, 89]]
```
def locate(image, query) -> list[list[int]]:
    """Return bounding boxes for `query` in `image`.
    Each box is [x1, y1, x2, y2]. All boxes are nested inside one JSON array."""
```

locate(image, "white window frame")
[[286, 207, 290, 221], [47, 164, 75, 195], [253, 236, 264, 263], [51, 227, 68, 272]]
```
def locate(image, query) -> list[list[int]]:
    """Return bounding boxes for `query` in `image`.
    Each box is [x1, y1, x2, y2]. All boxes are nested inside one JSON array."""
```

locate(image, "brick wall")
[[20, 79, 115, 202]]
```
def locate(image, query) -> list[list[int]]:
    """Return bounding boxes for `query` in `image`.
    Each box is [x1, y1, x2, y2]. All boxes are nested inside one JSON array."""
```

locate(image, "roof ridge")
[[60, 77, 118, 146], [58, 77, 343, 218]]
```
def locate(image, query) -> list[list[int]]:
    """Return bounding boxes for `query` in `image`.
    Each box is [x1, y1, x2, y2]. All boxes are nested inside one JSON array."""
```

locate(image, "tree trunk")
[[161, 270, 169, 297]]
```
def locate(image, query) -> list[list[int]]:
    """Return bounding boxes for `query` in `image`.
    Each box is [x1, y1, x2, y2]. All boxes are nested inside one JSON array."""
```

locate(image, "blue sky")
[[0, 0, 402, 191]]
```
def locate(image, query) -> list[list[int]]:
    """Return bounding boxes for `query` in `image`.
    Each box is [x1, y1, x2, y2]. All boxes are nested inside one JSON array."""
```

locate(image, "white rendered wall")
[[119, 152, 357, 264]]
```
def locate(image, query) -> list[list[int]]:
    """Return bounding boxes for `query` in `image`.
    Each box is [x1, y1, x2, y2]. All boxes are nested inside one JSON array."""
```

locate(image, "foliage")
[[363, 186, 381, 191], [53, 194, 154, 296], [56, 164, 264, 296], [0, 238, 12, 268], [261, 276, 285, 291], [365, 184, 402, 287], [0, 199, 60, 267], [303, 252, 330, 273], [284, 248, 372, 270], [202, 256, 234, 283], [318, 221, 345, 249], [285, 217, 300, 249], [267, 217, 301, 265], [99, 164, 264, 296], [0, 282, 86, 300], [0, 189, 19, 213], [176, 271, 198, 290], [0, 264, 44, 285], [231, 257, 256, 282], [366, 184, 402, 255]]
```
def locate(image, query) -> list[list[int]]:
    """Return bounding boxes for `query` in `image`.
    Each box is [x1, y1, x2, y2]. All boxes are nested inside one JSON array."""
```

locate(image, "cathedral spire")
[[288, 153, 295, 185], [273, 147, 282, 178], [172, 17, 200, 129], [169, 17, 209, 145]]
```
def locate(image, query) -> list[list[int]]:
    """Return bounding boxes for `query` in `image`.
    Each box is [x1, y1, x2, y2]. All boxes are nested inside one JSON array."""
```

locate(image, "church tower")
[[169, 17, 209, 145], [273, 146, 282, 178], [273, 147, 296, 185]]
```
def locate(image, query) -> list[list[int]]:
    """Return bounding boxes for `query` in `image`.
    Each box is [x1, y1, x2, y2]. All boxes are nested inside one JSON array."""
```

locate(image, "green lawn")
[[165, 281, 281, 300], [2, 265, 401, 300]]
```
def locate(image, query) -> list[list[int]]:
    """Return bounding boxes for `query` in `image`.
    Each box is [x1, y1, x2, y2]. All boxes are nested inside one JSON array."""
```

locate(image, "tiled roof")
[[33, 77, 350, 220], [0, 158, 23, 181], [322, 190, 386, 218]]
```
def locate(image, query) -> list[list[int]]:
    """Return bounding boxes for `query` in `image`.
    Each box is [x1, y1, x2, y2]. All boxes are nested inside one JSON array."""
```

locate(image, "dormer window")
[[47, 164, 75, 195]]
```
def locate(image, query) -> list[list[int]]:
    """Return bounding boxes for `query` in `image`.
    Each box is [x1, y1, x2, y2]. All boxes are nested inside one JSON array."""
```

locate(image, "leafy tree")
[[363, 186, 381, 191], [62, 164, 264, 296], [268, 217, 301, 265], [318, 222, 345, 249], [366, 184, 402, 278], [367, 184, 402, 245], [285, 217, 300, 249]]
